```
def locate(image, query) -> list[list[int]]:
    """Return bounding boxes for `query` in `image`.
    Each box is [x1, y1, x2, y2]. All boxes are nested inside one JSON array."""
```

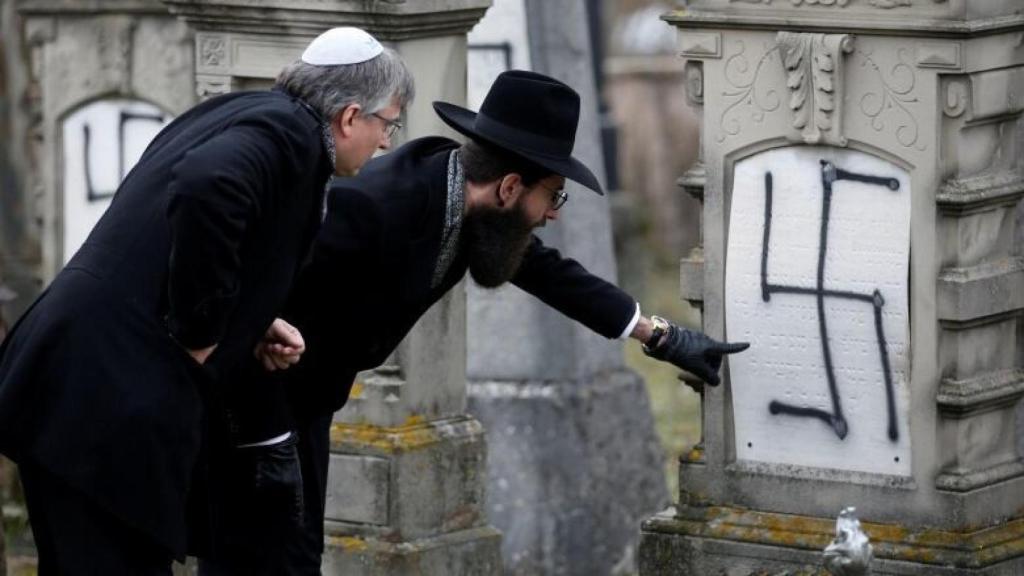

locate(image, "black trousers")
[[20, 461, 175, 576], [198, 414, 332, 576]]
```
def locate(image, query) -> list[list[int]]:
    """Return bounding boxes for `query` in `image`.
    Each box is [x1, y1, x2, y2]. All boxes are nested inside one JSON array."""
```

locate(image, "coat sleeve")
[[511, 235, 637, 339], [283, 186, 386, 374], [165, 113, 313, 349]]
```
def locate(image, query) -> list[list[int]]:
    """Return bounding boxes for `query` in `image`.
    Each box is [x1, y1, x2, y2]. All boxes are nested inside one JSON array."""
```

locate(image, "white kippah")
[[301, 27, 384, 66]]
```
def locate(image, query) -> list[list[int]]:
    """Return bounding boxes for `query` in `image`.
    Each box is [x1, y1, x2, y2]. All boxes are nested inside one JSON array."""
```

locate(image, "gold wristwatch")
[[643, 315, 670, 353]]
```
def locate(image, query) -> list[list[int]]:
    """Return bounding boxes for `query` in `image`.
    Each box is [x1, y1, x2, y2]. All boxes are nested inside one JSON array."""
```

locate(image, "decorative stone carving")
[[198, 34, 227, 70], [196, 75, 232, 100], [684, 61, 704, 105], [777, 32, 853, 145], [792, 0, 850, 7], [868, 0, 911, 8], [943, 77, 969, 118], [161, 0, 490, 41], [854, 48, 924, 150], [679, 32, 721, 59], [916, 42, 961, 69], [718, 40, 781, 142]]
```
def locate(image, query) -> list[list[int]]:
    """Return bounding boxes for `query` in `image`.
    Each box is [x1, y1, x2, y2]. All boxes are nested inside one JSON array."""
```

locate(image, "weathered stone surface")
[[322, 526, 502, 576], [640, 506, 1024, 575], [16, 0, 194, 281], [0, 0, 40, 321], [468, 369, 667, 575], [161, 0, 491, 40], [327, 416, 490, 543]]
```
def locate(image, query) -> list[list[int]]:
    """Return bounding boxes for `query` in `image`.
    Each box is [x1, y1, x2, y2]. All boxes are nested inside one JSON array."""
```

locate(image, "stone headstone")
[[640, 2, 1024, 573]]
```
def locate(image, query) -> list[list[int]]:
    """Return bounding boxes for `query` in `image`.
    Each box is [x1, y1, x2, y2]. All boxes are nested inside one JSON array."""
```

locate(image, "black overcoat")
[[276, 136, 636, 420], [0, 89, 331, 557]]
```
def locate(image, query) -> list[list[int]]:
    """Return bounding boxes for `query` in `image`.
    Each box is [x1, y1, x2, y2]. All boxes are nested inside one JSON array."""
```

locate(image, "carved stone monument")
[[16, 0, 194, 283], [639, 1, 1024, 574], [158, 2, 498, 573]]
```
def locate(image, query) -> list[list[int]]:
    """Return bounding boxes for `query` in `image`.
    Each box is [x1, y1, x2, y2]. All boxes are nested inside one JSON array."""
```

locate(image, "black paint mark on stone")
[[84, 108, 165, 202], [761, 160, 900, 443]]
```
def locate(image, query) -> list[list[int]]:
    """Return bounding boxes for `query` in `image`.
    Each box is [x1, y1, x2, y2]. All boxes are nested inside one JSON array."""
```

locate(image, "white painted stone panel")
[[61, 99, 171, 263], [725, 146, 912, 476]]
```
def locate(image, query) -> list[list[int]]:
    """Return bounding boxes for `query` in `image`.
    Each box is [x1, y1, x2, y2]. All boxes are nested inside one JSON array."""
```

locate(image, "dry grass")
[[621, 248, 702, 502]]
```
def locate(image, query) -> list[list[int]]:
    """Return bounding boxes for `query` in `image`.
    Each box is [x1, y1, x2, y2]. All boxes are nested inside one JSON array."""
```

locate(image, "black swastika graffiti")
[[760, 160, 900, 442], [83, 109, 166, 202]]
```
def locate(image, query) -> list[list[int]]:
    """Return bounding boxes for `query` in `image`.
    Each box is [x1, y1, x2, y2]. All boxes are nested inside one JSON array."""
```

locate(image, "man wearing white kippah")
[[0, 27, 413, 575]]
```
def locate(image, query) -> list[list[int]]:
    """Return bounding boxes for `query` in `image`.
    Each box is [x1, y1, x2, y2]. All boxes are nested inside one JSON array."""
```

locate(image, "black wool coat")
[[276, 136, 636, 421], [0, 89, 331, 557]]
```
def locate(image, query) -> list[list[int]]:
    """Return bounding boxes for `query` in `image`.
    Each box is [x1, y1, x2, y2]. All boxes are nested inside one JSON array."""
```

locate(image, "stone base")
[[638, 506, 1024, 575], [468, 368, 669, 576], [322, 415, 501, 575], [321, 526, 502, 576]]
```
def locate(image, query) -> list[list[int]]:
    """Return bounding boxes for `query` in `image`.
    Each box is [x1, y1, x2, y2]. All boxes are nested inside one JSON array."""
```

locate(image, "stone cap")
[[17, 0, 169, 15], [160, 0, 492, 40], [664, 1, 1024, 38]]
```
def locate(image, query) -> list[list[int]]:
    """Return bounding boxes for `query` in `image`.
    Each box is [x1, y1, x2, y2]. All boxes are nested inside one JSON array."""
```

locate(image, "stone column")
[[158, 2, 498, 573], [465, 1, 669, 574], [639, 2, 1024, 574]]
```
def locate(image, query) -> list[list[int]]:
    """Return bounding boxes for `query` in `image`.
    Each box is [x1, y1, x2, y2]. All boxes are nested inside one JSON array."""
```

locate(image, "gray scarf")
[[432, 149, 466, 288]]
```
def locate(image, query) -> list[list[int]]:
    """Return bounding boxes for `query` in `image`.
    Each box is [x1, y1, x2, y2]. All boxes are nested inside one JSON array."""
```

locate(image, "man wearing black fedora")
[[204, 69, 748, 574]]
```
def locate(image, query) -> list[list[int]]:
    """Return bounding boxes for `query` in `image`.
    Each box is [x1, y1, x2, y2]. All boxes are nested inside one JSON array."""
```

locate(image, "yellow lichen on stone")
[[330, 420, 443, 453], [682, 445, 704, 463], [329, 536, 369, 552], [349, 381, 364, 399], [657, 504, 1024, 568]]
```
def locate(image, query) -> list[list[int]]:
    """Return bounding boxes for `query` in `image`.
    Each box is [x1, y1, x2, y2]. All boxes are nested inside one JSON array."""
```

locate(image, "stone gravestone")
[[158, 2, 497, 574], [466, 1, 669, 574], [639, 1, 1024, 574], [17, 0, 194, 281]]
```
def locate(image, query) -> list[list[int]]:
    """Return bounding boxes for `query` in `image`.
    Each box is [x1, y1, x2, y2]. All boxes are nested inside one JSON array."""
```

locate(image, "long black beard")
[[462, 203, 534, 288]]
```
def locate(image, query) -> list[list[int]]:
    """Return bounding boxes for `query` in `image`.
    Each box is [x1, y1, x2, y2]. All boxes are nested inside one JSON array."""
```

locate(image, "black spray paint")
[[760, 160, 900, 442], [83, 109, 165, 201]]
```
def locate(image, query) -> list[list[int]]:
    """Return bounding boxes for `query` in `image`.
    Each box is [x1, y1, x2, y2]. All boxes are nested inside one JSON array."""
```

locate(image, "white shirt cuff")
[[236, 431, 292, 448], [617, 303, 641, 340]]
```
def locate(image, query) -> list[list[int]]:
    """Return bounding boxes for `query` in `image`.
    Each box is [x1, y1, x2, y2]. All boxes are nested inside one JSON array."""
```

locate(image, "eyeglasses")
[[369, 112, 403, 139], [539, 182, 569, 210]]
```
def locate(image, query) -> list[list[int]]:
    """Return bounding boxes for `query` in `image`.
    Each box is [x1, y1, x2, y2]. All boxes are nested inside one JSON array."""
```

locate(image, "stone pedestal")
[[158, 2, 498, 574], [639, 2, 1024, 574], [465, 1, 669, 574]]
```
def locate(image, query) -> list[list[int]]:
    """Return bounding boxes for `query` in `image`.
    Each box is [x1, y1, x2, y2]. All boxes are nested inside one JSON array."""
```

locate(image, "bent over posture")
[[0, 27, 412, 575], [208, 70, 747, 574]]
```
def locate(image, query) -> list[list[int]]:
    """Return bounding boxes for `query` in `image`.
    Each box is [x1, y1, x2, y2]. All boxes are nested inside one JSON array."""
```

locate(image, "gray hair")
[[275, 46, 415, 121]]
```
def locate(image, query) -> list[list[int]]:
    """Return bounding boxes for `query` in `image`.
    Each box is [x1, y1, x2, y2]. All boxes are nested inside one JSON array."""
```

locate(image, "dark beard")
[[462, 203, 534, 288]]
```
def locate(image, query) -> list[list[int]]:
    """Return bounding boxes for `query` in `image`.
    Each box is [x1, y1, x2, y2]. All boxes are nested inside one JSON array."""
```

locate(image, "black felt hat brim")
[[433, 101, 604, 195]]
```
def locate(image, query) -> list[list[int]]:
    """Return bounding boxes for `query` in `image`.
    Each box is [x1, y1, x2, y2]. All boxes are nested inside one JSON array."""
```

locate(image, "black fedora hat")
[[433, 70, 603, 195]]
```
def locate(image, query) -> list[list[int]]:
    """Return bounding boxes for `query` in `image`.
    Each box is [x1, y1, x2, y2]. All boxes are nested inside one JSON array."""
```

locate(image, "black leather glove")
[[642, 316, 749, 386]]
